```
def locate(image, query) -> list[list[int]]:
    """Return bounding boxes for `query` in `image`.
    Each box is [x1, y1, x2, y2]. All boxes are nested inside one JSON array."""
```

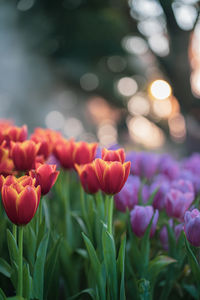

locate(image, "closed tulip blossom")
[[93, 158, 131, 195], [101, 148, 125, 163], [30, 163, 59, 195], [130, 205, 159, 238], [73, 142, 98, 165], [149, 179, 171, 210], [165, 188, 194, 220], [54, 138, 75, 169], [1, 175, 41, 225], [10, 140, 40, 171], [184, 209, 200, 247], [75, 163, 99, 194]]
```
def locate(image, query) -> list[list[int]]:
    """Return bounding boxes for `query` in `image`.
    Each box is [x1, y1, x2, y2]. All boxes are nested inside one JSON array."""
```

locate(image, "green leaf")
[[44, 237, 61, 300], [23, 263, 32, 299], [32, 232, 49, 300], [82, 233, 105, 300], [184, 235, 200, 285], [102, 224, 118, 300], [24, 225, 37, 267], [117, 235, 126, 300], [0, 288, 6, 300], [148, 255, 176, 289], [0, 258, 12, 278], [36, 219, 46, 251], [68, 288, 95, 300], [166, 223, 176, 257], [7, 229, 19, 266], [183, 284, 199, 299]]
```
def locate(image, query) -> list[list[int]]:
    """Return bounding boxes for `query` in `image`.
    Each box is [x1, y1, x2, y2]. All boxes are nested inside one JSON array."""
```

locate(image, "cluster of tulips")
[[0, 119, 200, 300]]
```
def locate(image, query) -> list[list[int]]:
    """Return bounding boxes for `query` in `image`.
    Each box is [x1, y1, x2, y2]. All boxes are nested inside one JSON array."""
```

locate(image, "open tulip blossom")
[[0, 120, 200, 300]]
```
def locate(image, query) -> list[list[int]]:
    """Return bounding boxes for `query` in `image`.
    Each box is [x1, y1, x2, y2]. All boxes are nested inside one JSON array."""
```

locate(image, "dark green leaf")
[[23, 263, 32, 299], [44, 237, 61, 300], [185, 235, 200, 285], [0, 288, 6, 300], [102, 225, 118, 300], [0, 258, 12, 278], [68, 288, 95, 300], [32, 232, 49, 300], [117, 235, 126, 300], [7, 229, 19, 266]]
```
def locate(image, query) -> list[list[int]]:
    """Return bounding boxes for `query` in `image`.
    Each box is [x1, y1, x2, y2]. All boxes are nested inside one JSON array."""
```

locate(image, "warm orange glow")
[[149, 79, 172, 100], [168, 113, 186, 142], [152, 98, 172, 118], [127, 116, 165, 149], [190, 70, 200, 98]]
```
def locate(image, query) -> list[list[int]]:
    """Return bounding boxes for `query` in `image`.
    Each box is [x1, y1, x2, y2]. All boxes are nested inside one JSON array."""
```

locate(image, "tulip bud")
[[93, 159, 131, 195], [101, 148, 125, 163], [0, 142, 14, 175], [184, 209, 200, 247], [75, 163, 99, 194], [130, 205, 159, 238], [10, 141, 40, 171], [1, 175, 41, 225], [30, 163, 59, 195]]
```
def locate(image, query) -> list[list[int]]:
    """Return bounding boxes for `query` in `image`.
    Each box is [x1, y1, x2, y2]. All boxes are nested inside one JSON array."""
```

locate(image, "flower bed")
[[0, 120, 200, 300]]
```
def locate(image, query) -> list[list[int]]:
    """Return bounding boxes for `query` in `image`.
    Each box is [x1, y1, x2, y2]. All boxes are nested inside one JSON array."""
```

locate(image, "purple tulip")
[[158, 154, 180, 181], [130, 205, 159, 238], [165, 189, 194, 220], [171, 179, 194, 194], [179, 169, 200, 194], [184, 209, 200, 247], [160, 220, 183, 250], [149, 179, 171, 210], [114, 175, 141, 212]]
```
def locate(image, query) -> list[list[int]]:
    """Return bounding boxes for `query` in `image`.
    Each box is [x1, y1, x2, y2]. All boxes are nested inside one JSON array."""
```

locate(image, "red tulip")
[[101, 148, 125, 163], [54, 138, 75, 169], [1, 175, 41, 225], [30, 163, 59, 195], [73, 142, 98, 165], [10, 141, 40, 171], [93, 159, 131, 194], [75, 163, 99, 194]]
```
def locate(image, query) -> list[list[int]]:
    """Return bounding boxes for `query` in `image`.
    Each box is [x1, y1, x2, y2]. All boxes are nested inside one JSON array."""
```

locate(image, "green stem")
[[13, 224, 17, 241], [80, 184, 93, 240], [17, 226, 23, 297], [39, 197, 43, 225], [105, 195, 113, 235]]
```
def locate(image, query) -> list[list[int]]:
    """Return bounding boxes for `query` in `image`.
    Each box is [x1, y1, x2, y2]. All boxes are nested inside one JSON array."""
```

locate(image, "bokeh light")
[[127, 116, 165, 148], [45, 110, 65, 130], [80, 73, 99, 91], [152, 98, 172, 119], [117, 77, 138, 97], [168, 113, 186, 142], [149, 79, 172, 100], [122, 36, 148, 55], [128, 93, 150, 116]]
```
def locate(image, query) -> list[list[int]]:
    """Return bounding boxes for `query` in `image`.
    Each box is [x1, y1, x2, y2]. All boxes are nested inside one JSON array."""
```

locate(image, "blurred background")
[[1, 0, 200, 155]]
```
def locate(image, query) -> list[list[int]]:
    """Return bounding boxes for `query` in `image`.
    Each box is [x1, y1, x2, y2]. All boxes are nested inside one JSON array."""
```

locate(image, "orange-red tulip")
[[3, 125, 28, 146], [30, 163, 59, 195], [10, 141, 40, 171], [30, 128, 61, 159], [101, 148, 125, 163], [0, 142, 14, 175], [1, 175, 41, 225], [75, 163, 99, 194], [54, 138, 75, 169], [93, 159, 131, 194], [73, 142, 98, 165]]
